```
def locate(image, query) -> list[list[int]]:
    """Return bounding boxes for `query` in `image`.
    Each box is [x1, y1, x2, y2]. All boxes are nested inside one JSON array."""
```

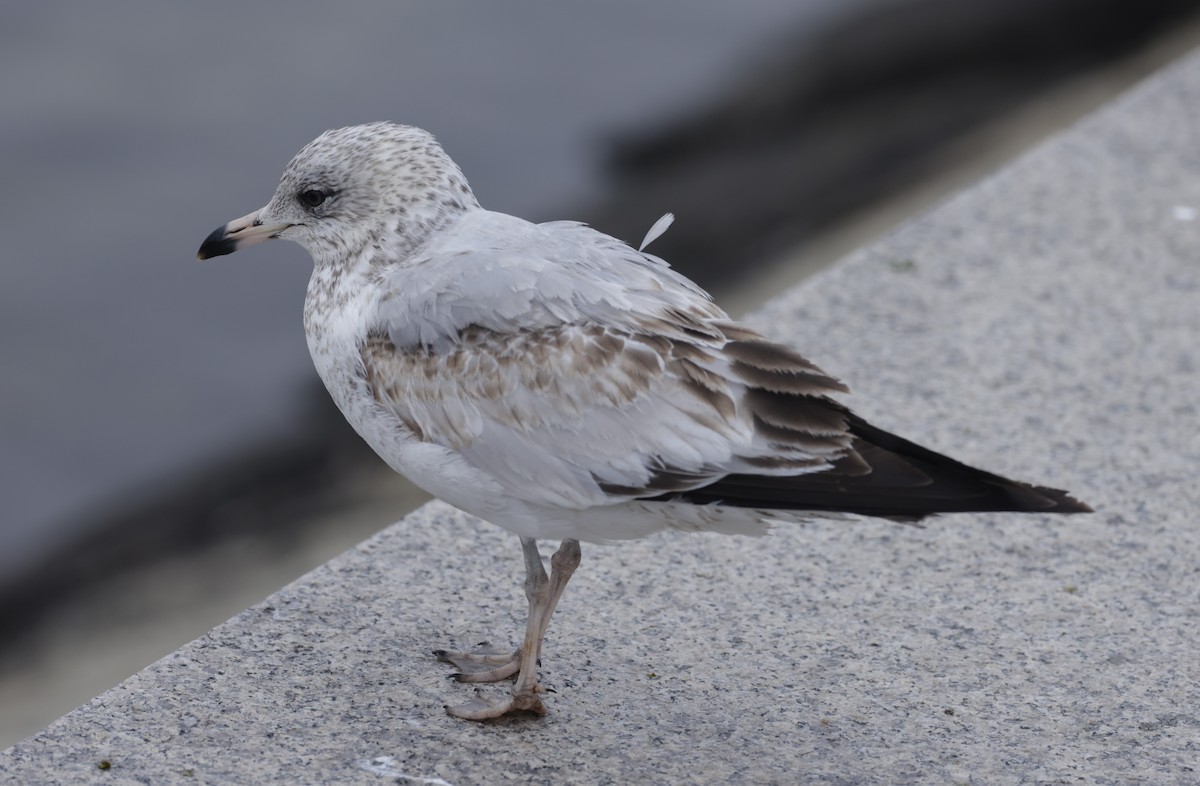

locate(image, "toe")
[[434, 645, 520, 680], [444, 690, 546, 721], [451, 660, 520, 682]]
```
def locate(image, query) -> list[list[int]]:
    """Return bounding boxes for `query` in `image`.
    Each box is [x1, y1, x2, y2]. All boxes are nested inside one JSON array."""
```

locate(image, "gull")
[[197, 122, 1090, 720]]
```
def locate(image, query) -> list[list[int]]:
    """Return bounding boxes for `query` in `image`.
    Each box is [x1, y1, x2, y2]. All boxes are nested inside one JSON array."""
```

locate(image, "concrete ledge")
[[6, 48, 1200, 786]]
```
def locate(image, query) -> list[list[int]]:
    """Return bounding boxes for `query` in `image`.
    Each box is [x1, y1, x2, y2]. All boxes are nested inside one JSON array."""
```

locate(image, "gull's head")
[[197, 122, 478, 265]]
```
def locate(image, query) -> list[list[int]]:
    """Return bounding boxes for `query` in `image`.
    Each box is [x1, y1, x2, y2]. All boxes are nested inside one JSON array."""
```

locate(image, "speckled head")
[[197, 122, 480, 266]]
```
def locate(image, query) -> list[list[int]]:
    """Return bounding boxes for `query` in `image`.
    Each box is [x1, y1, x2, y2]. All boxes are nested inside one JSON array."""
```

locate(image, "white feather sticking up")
[[638, 212, 675, 251]]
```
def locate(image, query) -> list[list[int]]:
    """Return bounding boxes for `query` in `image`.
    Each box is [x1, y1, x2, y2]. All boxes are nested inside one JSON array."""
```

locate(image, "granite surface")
[[4, 47, 1200, 786]]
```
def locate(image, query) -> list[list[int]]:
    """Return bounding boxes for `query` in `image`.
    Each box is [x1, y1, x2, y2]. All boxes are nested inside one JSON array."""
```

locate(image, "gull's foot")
[[433, 642, 521, 683], [444, 688, 547, 721]]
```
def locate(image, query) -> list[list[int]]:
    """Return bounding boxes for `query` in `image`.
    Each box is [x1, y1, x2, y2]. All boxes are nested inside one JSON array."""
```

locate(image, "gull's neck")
[[302, 198, 479, 353]]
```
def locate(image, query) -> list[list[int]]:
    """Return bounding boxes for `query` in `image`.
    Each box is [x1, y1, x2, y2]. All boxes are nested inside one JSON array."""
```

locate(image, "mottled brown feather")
[[363, 321, 1091, 520]]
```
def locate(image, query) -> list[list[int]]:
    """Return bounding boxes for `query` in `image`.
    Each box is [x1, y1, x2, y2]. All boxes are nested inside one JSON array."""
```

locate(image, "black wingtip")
[[653, 411, 1094, 521], [1032, 487, 1093, 514]]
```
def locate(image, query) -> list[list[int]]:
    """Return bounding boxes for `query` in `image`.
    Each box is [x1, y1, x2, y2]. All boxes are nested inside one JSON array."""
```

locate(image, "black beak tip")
[[196, 224, 236, 260]]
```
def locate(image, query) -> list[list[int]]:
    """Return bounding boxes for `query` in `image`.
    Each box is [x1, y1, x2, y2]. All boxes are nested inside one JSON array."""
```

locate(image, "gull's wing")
[[361, 209, 851, 510]]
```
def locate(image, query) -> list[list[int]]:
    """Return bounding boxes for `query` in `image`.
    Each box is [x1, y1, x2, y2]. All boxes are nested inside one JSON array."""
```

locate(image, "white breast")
[[302, 263, 512, 524]]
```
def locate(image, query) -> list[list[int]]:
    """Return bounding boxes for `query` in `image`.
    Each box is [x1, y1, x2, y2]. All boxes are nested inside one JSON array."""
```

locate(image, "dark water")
[[0, 1, 843, 577]]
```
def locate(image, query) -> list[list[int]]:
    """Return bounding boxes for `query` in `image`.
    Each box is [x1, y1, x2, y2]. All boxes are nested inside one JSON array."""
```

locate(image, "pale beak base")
[[196, 210, 291, 260]]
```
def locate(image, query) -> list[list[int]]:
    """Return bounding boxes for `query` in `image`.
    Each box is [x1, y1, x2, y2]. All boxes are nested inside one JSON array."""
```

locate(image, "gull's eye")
[[299, 188, 331, 209]]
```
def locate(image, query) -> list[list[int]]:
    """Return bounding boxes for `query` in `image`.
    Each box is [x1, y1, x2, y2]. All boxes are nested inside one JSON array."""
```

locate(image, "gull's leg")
[[528, 538, 582, 662], [445, 538, 581, 720]]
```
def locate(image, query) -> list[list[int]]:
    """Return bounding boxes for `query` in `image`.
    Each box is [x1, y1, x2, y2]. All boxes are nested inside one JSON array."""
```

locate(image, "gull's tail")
[[659, 413, 1092, 522]]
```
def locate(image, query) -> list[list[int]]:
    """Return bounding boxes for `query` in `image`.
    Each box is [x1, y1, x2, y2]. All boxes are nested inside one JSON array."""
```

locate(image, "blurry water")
[[0, 1, 852, 577]]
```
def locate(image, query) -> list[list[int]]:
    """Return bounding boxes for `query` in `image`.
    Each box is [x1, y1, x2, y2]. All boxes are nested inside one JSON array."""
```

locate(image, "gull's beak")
[[196, 210, 291, 260]]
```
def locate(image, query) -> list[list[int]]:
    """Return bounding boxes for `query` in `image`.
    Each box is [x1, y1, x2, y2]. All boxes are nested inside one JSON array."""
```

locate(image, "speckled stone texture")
[[6, 49, 1200, 786]]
